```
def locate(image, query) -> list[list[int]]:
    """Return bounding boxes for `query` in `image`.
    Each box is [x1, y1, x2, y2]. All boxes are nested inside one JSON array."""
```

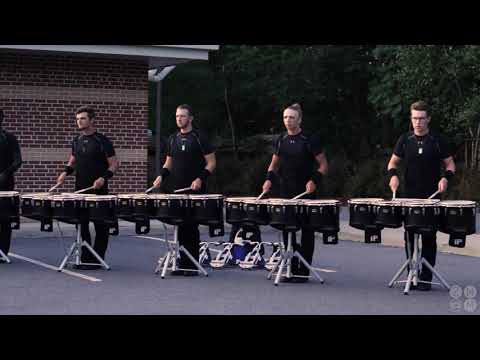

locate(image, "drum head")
[[348, 198, 384, 204], [52, 194, 85, 200], [159, 194, 189, 200], [402, 199, 440, 207], [303, 199, 340, 206], [225, 197, 256, 203], [189, 194, 223, 199], [117, 194, 137, 199], [265, 199, 301, 205], [85, 195, 117, 201], [243, 199, 269, 205], [439, 200, 476, 208], [376, 200, 404, 207], [60, 193, 87, 198], [132, 194, 151, 200]]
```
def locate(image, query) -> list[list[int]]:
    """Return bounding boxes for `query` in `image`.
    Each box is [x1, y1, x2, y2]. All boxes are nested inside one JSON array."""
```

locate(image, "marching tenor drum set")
[[222, 192, 341, 286], [347, 195, 477, 294], [1, 185, 477, 291]]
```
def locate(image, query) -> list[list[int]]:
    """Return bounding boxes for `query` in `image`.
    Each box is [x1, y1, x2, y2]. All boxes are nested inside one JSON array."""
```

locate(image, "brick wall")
[[0, 51, 149, 194]]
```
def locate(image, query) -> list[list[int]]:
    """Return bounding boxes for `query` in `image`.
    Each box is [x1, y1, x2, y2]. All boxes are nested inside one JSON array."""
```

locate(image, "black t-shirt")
[[72, 132, 115, 194], [0, 129, 22, 191], [274, 131, 324, 198], [164, 129, 215, 193], [393, 131, 452, 198]]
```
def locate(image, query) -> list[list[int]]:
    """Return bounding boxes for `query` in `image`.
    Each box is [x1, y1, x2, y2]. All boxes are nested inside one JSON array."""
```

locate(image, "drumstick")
[[428, 190, 440, 199], [392, 191, 396, 200], [74, 186, 95, 194], [291, 191, 309, 200], [48, 183, 62, 193], [174, 187, 193, 193], [257, 190, 268, 200], [145, 186, 156, 194]]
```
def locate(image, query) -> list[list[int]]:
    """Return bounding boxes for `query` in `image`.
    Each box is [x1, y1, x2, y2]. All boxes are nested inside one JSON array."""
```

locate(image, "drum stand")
[[154, 225, 208, 278], [388, 232, 450, 295], [0, 249, 11, 263], [58, 225, 110, 271], [267, 231, 325, 286]]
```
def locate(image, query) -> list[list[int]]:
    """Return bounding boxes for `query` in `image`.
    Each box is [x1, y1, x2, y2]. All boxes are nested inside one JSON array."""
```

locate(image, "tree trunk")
[[223, 66, 238, 161], [465, 133, 469, 170]]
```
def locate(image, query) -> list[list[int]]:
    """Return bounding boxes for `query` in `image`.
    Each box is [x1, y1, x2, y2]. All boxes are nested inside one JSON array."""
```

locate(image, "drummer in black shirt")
[[152, 104, 216, 276], [56, 106, 119, 270], [387, 100, 455, 291], [0, 109, 22, 262], [262, 103, 328, 283]]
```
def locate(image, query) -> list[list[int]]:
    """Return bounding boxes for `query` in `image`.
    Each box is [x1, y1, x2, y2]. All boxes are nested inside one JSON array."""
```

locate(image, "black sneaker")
[[280, 277, 293, 283], [291, 277, 309, 284], [0, 259, 7, 264]]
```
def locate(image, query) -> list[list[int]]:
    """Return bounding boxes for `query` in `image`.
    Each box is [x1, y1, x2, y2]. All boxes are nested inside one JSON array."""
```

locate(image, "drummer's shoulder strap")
[[92, 133, 106, 155], [72, 135, 80, 157], [72, 133, 106, 157], [405, 132, 442, 154], [275, 133, 289, 154], [427, 133, 442, 154], [191, 129, 206, 155], [299, 132, 314, 154]]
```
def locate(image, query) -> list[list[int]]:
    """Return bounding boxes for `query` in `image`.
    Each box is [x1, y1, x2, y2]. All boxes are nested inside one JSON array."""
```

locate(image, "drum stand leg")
[[269, 231, 325, 286], [58, 226, 110, 271], [0, 249, 11, 264], [155, 225, 208, 278], [388, 233, 450, 295]]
